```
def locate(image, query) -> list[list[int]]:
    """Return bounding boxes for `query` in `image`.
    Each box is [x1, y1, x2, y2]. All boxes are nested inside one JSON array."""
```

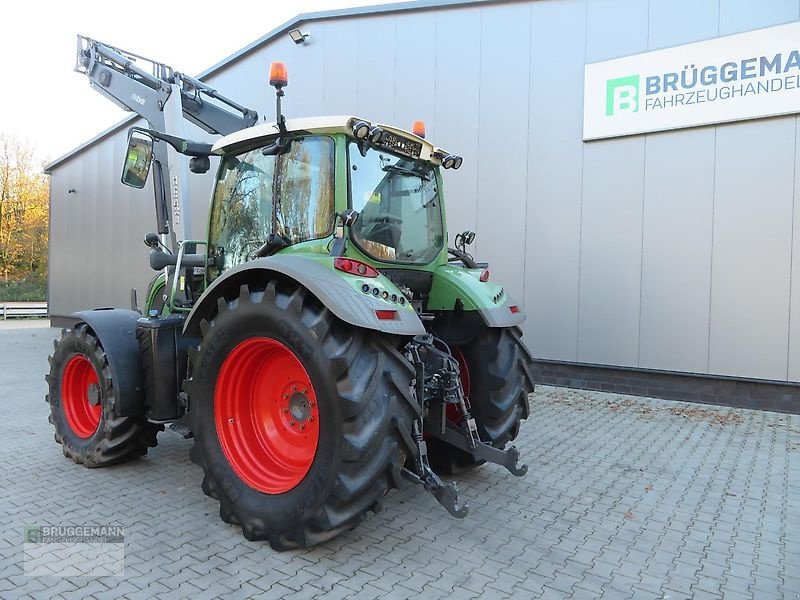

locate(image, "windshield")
[[348, 143, 444, 264], [208, 136, 335, 276]]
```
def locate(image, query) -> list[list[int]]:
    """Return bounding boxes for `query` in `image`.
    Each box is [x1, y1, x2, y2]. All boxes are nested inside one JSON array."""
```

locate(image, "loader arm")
[[74, 35, 258, 248], [75, 36, 258, 136]]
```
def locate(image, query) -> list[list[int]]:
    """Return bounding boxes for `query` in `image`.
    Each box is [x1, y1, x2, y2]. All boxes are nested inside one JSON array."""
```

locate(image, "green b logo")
[[606, 75, 640, 116], [24, 526, 41, 543]]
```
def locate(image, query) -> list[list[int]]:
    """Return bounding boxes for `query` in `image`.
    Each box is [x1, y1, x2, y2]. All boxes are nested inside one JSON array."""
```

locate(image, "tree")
[[0, 134, 49, 296]]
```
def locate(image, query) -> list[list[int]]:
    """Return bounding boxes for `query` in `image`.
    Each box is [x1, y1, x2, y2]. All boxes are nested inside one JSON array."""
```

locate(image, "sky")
[[0, 0, 405, 165]]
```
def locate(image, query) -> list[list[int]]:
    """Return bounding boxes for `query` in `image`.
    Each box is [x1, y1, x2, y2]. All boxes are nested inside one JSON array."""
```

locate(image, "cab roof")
[[211, 115, 441, 163]]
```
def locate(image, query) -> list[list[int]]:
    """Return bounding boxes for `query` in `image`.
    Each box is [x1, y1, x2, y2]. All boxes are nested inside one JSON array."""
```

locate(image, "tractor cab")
[[205, 115, 459, 278]]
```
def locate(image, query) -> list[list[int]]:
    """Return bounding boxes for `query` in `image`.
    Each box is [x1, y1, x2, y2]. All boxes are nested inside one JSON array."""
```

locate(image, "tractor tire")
[[186, 280, 418, 550], [46, 324, 161, 467], [430, 326, 534, 474]]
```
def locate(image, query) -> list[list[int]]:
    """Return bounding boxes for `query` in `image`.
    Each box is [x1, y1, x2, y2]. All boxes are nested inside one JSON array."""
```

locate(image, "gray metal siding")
[[47, 0, 800, 385], [719, 0, 798, 34], [710, 118, 796, 380], [638, 0, 718, 374], [790, 120, 800, 381], [526, 0, 586, 362], [648, 0, 718, 49], [432, 8, 482, 241], [639, 128, 715, 374], [577, 0, 648, 367], [578, 137, 645, 367], [476, 3, 531, 304]]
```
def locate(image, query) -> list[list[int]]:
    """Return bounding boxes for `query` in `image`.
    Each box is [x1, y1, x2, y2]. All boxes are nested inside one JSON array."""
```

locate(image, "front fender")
[[183, 255, 426, 337], [72, 308, 145, 417]]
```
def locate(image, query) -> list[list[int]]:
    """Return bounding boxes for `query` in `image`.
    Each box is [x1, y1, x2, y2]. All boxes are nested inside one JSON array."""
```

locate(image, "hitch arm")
[[401, 466, 468, 519], [431, 418, 528, 477]]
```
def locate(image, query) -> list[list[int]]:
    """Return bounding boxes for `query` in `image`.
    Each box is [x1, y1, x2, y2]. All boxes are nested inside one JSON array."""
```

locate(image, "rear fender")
[[183, 255, 426, 337], [429, 265, 525, 328]]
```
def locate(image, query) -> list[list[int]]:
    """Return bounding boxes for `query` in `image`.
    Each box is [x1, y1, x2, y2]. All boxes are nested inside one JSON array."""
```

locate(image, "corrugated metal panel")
[[639, 128, 715, 373], [394, 13, 437, 135], [431, 7, 482, 242], [709, 118, 795, 380], [577, 0, 648, 367], [578, 137, 645, 367], [637, 0, 718, 374], [647, 0, 719, 50], [357, 18, 397, 123], [475, 2, 532, 304], [719, 0, 798, 35], [524, 0, 586, 362], [789, 117, 800, 381]]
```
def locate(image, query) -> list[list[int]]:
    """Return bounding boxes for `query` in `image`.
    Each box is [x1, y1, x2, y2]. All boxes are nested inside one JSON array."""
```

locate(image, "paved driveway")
[[0, 324, 798, 599]]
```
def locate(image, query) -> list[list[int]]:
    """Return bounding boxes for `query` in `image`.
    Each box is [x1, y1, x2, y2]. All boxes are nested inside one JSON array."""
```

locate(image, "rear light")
[[479, 268, 490, 282], [375, 310, 398, 321], [334, 257, 379, 277], [509, 305, 520, 314]]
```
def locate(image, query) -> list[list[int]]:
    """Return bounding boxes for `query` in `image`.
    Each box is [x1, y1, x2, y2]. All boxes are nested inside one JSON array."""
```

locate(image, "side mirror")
[[189, 155, 210, 174], [143, 232, 160, 248], [340, 208, 359, 227], [330, 210, 360, 257], [121, 130, 154, 189]]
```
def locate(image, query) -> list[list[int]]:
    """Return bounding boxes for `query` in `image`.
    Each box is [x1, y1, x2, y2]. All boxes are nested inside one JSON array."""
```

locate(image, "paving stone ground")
[[0, 323, 798, 599]]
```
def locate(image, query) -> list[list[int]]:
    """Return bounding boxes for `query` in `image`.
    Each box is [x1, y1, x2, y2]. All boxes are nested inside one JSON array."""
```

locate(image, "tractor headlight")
[[442, 155, 456, 169], [452, 156, 463, 170]]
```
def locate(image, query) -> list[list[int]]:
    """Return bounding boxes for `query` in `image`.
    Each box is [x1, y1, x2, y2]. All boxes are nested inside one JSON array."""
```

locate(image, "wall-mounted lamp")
[[288, 28, 310, 45]]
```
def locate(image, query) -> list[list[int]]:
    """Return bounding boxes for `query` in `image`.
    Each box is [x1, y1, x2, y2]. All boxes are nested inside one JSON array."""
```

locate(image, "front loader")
[[46, 37, 535, 550]]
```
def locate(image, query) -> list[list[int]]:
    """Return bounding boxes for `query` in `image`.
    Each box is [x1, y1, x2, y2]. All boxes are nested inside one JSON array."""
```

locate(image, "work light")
[[368, 126, 384, 144], [351, 120, 370, 139]]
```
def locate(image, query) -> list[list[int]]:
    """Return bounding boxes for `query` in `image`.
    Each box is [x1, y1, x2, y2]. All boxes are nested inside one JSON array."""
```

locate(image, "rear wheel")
[[46, 324, 161, 467], [187, 280, 418, 550], [430, 326, 534, 474]]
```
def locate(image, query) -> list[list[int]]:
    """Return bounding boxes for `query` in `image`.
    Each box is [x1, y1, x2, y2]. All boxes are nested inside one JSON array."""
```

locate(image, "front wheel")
[[430, 326, 535, 474], [187, 281, 418, 550], [46, 324, 161, 467]]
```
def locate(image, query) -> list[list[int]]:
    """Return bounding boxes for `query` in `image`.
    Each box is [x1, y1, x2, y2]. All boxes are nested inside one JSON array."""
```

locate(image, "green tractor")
[[47, 41, 535, 550]]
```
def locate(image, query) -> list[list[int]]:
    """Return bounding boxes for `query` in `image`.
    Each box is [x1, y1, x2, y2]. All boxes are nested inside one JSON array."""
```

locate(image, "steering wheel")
[[359, 213, 402, 248]]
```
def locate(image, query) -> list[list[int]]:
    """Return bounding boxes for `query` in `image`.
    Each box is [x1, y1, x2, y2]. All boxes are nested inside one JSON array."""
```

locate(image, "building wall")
[[48, 0, 800, 384]]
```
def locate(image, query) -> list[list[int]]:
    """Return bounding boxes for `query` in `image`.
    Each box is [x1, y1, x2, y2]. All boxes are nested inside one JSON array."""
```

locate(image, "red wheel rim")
[[215, 337, 320, 494], [452, 346, 471, 398], [61, 355, 102, 438], [448, 347, 471, 423]]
